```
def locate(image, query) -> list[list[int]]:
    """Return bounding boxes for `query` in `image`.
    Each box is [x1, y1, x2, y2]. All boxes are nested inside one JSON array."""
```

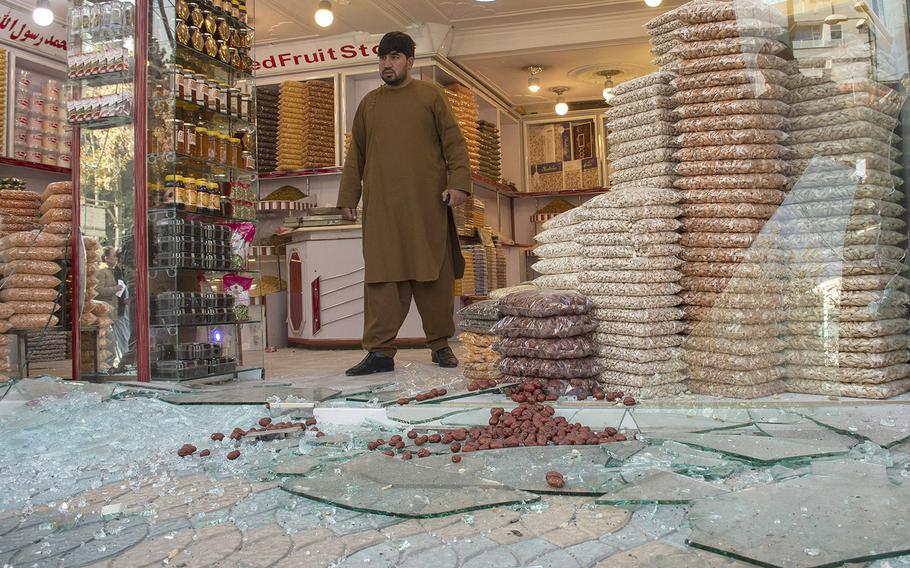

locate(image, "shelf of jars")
[[144, 0, 262, 382]]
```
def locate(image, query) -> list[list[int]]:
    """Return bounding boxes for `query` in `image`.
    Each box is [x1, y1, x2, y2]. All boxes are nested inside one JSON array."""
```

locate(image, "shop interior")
[[0, 0, 909, 566]]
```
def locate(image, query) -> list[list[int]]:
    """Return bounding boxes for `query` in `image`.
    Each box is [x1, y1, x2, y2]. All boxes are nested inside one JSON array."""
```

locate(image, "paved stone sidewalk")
[[0, 466, 764, 568]]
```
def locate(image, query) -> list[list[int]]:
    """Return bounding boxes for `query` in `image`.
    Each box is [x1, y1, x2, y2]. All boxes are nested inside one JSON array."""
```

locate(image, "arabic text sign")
[[0, 7, 67, 61]]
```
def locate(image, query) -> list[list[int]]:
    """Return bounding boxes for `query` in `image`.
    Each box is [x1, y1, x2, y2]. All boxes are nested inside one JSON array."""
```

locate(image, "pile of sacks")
[[670, 0, 792, 398], [606, 72, 678, 191], [277, 80, 335, 170], [778, 71, 910, 398], [458, 299, 503, 389], [574, 186, 688, 397], [646, 7, 684, 72], [0, 229, 65, 331], [445, 84, 481, 173], [256, 86, 278, 172], [531, 207, 586, 291], [492, 290, 599, 395], [39, 181, 72, 238]]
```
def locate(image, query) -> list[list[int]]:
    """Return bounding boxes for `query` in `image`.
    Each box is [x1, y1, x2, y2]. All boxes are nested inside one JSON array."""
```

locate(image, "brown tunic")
[[337, 79, 471, 283]]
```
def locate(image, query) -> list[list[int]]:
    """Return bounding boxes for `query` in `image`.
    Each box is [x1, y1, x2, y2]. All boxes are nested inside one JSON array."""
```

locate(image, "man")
[[338, 31, 472, 376]]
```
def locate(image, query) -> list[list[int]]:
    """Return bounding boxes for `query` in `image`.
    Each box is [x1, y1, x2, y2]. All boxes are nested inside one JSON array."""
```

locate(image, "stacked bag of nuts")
[[277, 80, 335, 170], [81, 237, 101, 328], [476, 120, 502, 181], [0, 178, 40, 235], [0, 229, 66, 330], [458, 299, 503, 390], [574, 186, 688, 396], [668, 0, 792, 398], [646, 7, 685, 71], [39, 181, 73, 237], [26, 329, 69, 363], [777, 71, 910, 398], [256, 85, 278, 172], [531, 207, 586, 291], [492, 290, 600, 396], [444, 83, 481, 173], [606, 71, 679, 190]]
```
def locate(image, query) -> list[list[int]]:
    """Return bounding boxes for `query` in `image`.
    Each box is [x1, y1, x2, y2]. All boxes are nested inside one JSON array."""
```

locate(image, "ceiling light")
[[552, 87, 569, 116], [315, 0, 334, 27], [598, 70, 620, 104], [33, 0, 53, 26], [645, 0, 663, 7], [526, 66, 543, 93]]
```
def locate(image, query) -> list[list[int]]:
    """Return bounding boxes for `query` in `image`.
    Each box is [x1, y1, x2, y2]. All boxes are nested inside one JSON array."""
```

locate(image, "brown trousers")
[[362, 246, 455, 357]]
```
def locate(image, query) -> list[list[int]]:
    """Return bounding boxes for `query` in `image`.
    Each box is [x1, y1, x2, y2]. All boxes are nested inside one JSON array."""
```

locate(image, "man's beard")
[[382, 70, 404, 86]]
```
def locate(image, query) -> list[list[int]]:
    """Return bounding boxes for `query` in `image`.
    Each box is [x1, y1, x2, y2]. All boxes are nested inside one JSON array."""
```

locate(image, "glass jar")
[[204, 33, 217, 58], [185, 121, 197, 156], [176, 0, 190, 21], [191, 73, 205, 104], [208, 131, 219, 162], [181, 69, 195, 100], [215, 17, 229, 40], [239, 5, 247, 24], [188, 3, 203, 26], [231, 0, 240, 18], [199, 178, 211, 213], [241, 150, 254, 170], [216, 82, 227, 113], [216, 133, 228, 164], [235, 129, 252, 152], [229, 48, 241, 70], [227, 27, 238, 48], [168, 175, 186, 210], [203, 10, 216, 34], [185, 177, 198, 213], [217, 40, 230, 63], [174, 119, 186, 154], [174, 66, 185, 98], [176, 20, 190, 46], [240, 94, 252, 121], [196, 126, 208, 159], [226, 137, 239, 167], [226, 88, 240, 117], [190, 26, 204, 52]]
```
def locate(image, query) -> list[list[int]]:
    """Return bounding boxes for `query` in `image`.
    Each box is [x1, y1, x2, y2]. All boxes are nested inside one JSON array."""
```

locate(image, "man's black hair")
[[378, 31, 416, 58]]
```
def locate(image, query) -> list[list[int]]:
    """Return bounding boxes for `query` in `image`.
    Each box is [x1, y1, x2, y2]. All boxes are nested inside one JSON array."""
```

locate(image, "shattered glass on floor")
[[1, 376, 910, 567]]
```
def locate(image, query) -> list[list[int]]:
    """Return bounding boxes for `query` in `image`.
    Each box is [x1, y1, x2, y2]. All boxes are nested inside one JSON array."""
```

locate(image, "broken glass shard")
[[602, 441, 648, 465], [272, 455, 321, 476], [417, 445, 625, 495], [798, 406, 910, 448], [386, 406, 472, 424], [755, 421, 860, 447], [628, 410, 752, 435], [280, 453, 539, 518], [654, 433, 850, 465], [688, 461, 910, 567], [160, 386, 340, 405], [596, 471, 727, 505]]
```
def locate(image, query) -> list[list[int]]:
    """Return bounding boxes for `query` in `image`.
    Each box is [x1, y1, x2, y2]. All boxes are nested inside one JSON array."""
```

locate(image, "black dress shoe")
[[431, 347, 459, 368], [346, 352, 394, 376]]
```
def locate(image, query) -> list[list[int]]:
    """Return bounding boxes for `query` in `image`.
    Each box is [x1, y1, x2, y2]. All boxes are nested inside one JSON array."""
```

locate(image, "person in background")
[[338, 31, 472, 376], [97, 246, 129, 369]]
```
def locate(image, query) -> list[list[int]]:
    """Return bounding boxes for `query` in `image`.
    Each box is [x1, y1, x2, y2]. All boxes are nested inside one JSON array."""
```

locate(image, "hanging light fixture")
[[598, 70, 621, 104], [526, 66, 543, 93], [645, 0, 663, 7], [33, 0, 54, 26], [315, 0, 334, 27], [552, 87, 569, 116]]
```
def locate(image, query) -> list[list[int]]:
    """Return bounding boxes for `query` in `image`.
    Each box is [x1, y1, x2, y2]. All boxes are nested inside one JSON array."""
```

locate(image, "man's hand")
[[441, 189, 468, 208], [340, 208, 358, 222]]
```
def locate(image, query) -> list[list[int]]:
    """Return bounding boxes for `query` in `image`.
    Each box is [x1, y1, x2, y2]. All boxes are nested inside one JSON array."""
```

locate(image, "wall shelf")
[[0, 157, 72, 175], [259, 167, 343, 179]]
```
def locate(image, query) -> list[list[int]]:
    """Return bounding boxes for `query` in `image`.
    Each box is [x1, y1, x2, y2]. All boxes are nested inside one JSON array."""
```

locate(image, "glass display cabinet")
[[68, 0, 263, 382]]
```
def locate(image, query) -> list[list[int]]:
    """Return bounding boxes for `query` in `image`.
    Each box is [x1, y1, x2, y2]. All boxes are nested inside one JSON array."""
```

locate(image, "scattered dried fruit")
[[407, 430, 418, 439], [177, 444, 197, 457], [428, 434, 441, 444], [417, 448, 430, 458], [382, 450, 395, 457], [401, 451, 413, 460], [305, 418, 317, 426], [397, 398, 410, 406], [545, 471, 565, 488], [450, 443, 461, 453], [211, 432, 225, 441], [451, 455, 462, 463], [316, 431, 326, 438], [259, 417, 272, 427], [623, 396, 637, 406], [415, 436, 428, 446], [227, 450, 240, 460], [199, 449, 210, 457], [614, 433, 627, 442]]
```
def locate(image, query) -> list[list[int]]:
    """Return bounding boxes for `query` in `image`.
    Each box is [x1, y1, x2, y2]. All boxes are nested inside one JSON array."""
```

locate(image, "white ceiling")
[[254, 0, 676, 110]]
